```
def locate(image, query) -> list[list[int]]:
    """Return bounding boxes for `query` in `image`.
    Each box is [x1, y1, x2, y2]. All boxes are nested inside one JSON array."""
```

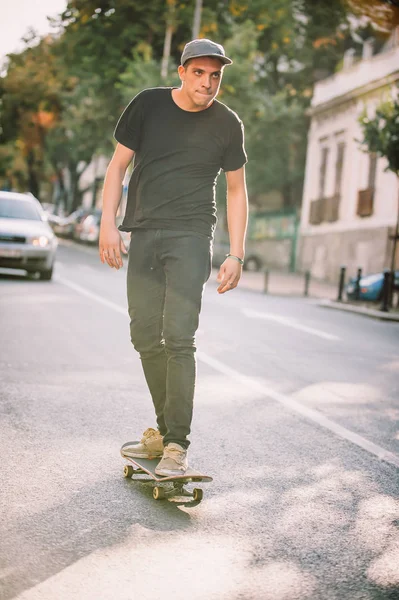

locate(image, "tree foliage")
[[359, 98, 399, 175], [0, 36, 63, 196], [1, 0, 398, 210], [359, 96, 399, 277]]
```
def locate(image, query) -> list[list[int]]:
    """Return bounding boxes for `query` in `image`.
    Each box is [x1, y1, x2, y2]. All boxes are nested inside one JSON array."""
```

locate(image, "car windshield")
[[0, 197, 42, 221]]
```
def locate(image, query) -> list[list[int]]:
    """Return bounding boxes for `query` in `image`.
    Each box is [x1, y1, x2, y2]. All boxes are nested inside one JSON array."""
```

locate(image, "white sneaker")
[[155, 443, 188, 476], [121, 428, 164, 458]]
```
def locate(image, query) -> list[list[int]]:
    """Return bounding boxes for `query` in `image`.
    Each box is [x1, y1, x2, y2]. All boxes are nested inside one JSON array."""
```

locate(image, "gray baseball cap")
[[181, 39, 232, 66]]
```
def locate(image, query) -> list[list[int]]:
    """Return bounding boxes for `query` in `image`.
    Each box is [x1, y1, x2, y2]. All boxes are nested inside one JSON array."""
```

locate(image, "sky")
[[0, 0, 67, 63]]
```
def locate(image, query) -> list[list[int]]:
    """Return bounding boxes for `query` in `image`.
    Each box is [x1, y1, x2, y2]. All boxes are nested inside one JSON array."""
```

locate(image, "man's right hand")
[[99, 223, 128, 269]]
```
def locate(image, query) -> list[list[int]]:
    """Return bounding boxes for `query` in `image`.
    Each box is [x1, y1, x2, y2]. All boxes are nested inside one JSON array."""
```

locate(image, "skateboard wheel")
[[153, 486, 166, 500], [124, 465, 134, 478], [193, 488, 203, 501]]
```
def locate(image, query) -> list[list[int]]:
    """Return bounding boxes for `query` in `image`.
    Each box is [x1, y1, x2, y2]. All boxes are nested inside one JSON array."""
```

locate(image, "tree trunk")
[[282, 181, 292, 209], [390, 177, 399, 274], [52, 167, 66, 215], [70, 174, 80, 213], [65, 164, 80, 214], [27, 150, 40, 199], [192, 0, 203, 39], [161, 0, 177, 79], [389, 177, 399, 306]]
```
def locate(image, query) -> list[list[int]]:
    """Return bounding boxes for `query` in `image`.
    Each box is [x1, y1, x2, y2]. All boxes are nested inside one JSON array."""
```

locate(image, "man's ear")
[[177, 65, 185, 82]]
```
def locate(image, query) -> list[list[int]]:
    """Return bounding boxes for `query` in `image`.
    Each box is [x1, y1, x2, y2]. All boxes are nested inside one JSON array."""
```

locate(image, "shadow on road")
[[1, 474, 193, 600]]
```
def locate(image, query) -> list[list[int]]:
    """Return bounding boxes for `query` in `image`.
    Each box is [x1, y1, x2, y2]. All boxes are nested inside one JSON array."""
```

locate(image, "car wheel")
[[39, 267, 53, 281], [244, 256, 261, 272]]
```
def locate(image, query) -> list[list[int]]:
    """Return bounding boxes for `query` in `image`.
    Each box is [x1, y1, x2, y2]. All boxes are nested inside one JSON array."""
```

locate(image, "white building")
[[298, 36, 399, 283]]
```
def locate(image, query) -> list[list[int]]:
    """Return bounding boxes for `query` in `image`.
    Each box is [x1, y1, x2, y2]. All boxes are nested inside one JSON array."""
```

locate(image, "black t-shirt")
[[114, 87, 247, 236]]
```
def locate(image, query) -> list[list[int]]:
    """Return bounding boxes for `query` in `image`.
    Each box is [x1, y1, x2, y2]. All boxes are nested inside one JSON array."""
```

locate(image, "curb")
[[319, 299, 399, 322]]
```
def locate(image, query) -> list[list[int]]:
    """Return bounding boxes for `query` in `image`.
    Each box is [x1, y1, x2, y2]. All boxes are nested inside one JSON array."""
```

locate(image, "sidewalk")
[[210, 268, 337, 300], [210, 268, 399, 322], [59, 239, 399, 322], [320, 298, 399, 322]]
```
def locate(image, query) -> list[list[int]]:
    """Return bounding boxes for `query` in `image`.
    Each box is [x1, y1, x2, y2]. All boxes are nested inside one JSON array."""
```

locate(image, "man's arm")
[[99, 143, 135, 269], [217, 166, 248, 294]]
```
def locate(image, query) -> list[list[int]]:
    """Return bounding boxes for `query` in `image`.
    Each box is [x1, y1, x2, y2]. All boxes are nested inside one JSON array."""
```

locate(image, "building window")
[[309, 141, 341, 225], [324, 195, 340, 222], [357, 188, 374, 217], [357, 153, 377, 217], [335, 142, 345, 196], [309, 198, 323, 225], [319, 146, 329, 200]]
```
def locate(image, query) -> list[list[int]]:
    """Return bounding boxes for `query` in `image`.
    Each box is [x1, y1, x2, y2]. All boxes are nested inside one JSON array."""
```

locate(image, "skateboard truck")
[[122, 451, 211, 502], [152, 482, 203, 502]]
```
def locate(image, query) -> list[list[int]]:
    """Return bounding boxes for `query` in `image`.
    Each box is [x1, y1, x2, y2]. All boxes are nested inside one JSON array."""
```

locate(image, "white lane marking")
[[55, 276, 127, 316], [198, 352, 399, 469], [242, 308, 340, 341], [57, 277, 399, 470]]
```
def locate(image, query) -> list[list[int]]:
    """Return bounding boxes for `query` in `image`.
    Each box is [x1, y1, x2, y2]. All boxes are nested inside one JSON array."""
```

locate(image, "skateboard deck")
[[121, 442, 212, 501]]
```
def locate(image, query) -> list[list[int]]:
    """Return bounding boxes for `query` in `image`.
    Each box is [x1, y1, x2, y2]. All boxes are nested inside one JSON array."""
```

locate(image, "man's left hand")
[[216, 258, 243, 294]]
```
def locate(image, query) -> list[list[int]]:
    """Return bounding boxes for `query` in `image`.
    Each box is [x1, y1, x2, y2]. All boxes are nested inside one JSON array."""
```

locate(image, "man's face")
[[178, 57, 224, 110]]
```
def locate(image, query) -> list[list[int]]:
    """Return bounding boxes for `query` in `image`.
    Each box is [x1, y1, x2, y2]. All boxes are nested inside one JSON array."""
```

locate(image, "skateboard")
[[121, 443, 212, 502]]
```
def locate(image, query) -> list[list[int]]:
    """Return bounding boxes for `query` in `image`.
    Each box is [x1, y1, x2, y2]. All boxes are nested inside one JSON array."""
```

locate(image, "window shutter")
[[357, 188, 374, 217], [309, 199, 323, 224], [325, 194, 340, 222]]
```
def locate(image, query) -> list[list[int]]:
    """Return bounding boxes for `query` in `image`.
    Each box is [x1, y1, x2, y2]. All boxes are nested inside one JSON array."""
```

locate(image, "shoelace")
[[142, 428, 158, 441], [163, 446, 185, 466]]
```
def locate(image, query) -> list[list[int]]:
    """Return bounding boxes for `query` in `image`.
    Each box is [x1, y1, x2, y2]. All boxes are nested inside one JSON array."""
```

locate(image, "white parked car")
[[77, 211, 102, 243], [0, 191, 58, 280], [75, 211, 131, 250]]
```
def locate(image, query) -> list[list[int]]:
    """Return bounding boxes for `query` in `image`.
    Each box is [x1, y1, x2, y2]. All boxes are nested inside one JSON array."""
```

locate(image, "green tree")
[[117, 42, 179, 104], [219, 20, 309, 209], [359, 98, 399, 285], [3, 0, 397, 213], [45, 74, 116, 213], [0, 35, 63, 197]]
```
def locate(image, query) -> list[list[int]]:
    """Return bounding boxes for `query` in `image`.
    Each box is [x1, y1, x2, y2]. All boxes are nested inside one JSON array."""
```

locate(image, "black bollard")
[[263, 269, 269, 294], [304, 270, 310, 297], [354, 268, 362, 301], [380, 270, 391, 312], [337, 266, 346, 301]]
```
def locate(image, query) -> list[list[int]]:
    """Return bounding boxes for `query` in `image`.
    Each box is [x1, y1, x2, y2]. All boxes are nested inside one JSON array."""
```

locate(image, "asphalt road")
[[1, 240, 399, 600]]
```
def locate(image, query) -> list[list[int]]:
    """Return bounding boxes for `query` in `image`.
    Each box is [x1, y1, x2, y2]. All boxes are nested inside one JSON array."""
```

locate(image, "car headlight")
[[32, 236, 50, 247]]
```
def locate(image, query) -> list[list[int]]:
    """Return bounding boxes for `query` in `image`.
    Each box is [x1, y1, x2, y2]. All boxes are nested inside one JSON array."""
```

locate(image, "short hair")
[[182, 58, 194, 69], [182, 57, 224, 70]]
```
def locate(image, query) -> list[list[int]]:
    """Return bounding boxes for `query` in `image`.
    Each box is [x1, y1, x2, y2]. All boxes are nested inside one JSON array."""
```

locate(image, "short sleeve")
[[221, 117, 247, 172], [114, 92, 144, 151]]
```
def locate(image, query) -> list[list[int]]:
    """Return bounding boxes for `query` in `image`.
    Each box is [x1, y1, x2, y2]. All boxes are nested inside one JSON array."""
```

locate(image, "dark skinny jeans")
[[127, 228, 212, 449]]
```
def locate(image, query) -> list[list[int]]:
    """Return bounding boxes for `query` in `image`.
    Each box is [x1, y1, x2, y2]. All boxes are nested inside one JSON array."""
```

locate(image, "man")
[[99, 39, 248, 476]]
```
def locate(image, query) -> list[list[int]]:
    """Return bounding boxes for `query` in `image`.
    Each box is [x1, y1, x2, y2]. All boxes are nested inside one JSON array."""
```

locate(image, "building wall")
[[298, 44, 399, 282], [311, 44, 399, 107], [298, 226, 393, 282]]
